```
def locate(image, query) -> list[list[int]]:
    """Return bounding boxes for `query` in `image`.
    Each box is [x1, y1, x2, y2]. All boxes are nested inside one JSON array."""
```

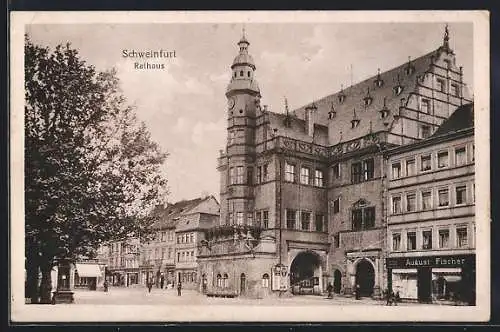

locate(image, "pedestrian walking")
[[355, 283, 360, 300], [177, 282, 182, 296], [103, 280, 109, 293], [160, 277, 165, 290], [147, 279, 153, 293], [326, 283, 334, 299]]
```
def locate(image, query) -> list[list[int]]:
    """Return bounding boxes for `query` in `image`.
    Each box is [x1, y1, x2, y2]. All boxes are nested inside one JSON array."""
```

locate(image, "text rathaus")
[[198, 26, 475, 304]]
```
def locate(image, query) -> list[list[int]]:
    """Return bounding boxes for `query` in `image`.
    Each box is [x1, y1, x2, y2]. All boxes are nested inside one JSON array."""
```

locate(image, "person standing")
[[355, 283, 360, 300], [160, 276, 165, 290], [147, 279, 153, 293], [177, 281, 182, 296], [326, 283, 334, 299]]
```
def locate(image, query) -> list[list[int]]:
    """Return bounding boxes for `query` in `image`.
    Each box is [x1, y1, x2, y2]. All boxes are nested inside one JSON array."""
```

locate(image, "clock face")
[[228, 97, 235, 110]]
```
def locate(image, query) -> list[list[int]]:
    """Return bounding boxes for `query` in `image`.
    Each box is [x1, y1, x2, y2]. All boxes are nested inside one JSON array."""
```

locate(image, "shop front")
[[386, 254, 475, 305]]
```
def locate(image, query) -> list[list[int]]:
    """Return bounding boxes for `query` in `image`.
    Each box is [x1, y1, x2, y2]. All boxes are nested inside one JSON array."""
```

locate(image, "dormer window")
[[374, 68, 384, 87], [351, 109, 360, 128], [338, 93, 346, 104], [379, 97, 390, 120], [393, 85, 404, 96], [405, 57, 415, 75], [328, 103, 336, 119], [363, 88, 373, 107]]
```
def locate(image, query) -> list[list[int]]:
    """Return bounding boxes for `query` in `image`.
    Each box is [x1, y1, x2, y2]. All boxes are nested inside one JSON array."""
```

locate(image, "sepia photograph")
[[9, 11, 490, 322]]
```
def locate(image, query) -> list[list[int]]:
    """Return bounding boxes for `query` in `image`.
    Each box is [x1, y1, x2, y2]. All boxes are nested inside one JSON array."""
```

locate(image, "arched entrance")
[[333, 269, 342, 294], [240, 273, 246, 295], [355, 259, 375, 297], [290, 251, 321, 295]]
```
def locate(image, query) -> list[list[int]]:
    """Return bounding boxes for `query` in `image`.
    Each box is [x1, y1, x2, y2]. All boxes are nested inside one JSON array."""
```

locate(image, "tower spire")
[[443, 23, 450, 48]]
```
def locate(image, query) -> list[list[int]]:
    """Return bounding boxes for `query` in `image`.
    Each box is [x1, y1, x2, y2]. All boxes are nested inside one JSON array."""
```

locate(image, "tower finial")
[[443, 23, 450, 48], [242, 25, 246, 39]]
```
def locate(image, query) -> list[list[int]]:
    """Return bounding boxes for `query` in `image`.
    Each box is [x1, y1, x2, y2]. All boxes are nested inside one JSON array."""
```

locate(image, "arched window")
[[223, 273, 229, 288], [216, 274, 222, 288], [240, 70, 243, 77], [262, 273, 270, 288]]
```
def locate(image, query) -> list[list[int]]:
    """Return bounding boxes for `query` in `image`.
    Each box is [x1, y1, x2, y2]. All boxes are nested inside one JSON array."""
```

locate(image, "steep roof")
[[289, 47, 444, 145], [431, 102, 474, 137], [152, 196, 218, 230]]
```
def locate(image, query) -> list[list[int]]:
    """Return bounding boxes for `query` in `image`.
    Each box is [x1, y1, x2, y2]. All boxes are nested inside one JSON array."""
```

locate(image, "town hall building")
[[197, 26, 473, 299]]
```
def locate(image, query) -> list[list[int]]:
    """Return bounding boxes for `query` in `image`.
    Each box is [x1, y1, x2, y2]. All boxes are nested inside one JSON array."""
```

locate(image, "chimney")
[[305, 103, 317, 137]]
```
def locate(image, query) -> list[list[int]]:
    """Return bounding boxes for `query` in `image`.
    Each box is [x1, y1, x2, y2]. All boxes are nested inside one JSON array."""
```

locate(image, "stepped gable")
[[431, 102, 474, 137], [293, 48, 441, 145]]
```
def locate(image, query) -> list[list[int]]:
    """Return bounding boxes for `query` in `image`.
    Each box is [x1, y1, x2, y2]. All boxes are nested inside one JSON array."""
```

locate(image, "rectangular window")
[[456, 185, 467, 205], [262, 210, 269, 229], [455, 147, 466, 166], [314, 169, 324, 187], [363, 159, 374, 180], [457, 227, 468, 247], [422, 230, 432, 249], [451, 83, 459, 97], [228, 212, 234, 225], [406, 159, 416, 176], [407, 232, 417, 250], [236, 212, 244, 225], [229, 167, 236, 185], [421, 98, 430, 114], [247, 168, 253, 185], [392, 196, 402, 214], [256, 166, 262, 184], [438, 151, 449, 168], [246, 212, 253, 226], [315, 214, 324, 232], [436, 78, 445, 92], [334, 235, 340, 248], [285, 163, 295, 182], [236, 166, 245, 184], [421, 155, 431, 171], [332, 164, 340, 179], [422, 190, 432, 210], [263, 164, 268, 182], [255, 211, 262, 228], [364, 207, 375, 229], [286, 209, 296, 229], [352, 209, 363, 231], [438, 188, 449, 207], [333, 198, 340, 214], [190, 233, 194, 243], [419, 125, 431, 139], [439, 229, 450, 248], [300, 167, 310, 185], [392, 162, 401, 179], [177, 252, 180, 262], [406, 193, 416, 212], [351, 162, 362, 183], [301, 211, 311, 231], [392, 233, 401, 251]]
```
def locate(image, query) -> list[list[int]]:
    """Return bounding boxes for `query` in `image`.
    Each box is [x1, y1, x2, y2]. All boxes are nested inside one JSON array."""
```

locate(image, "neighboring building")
[[174, 196, 220, 290], [198, 26, 473, 299], [98, 196, 220, 289], [385, 103, 475, 304]]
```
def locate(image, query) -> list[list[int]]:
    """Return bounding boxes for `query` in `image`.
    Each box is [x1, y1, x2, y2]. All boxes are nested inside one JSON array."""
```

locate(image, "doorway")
[[355, 259, 375, 297], [333, 269, 342, 294], [290, 251, 321, 295], [417, 268, 432, 303], [240, 273, 246, 295]]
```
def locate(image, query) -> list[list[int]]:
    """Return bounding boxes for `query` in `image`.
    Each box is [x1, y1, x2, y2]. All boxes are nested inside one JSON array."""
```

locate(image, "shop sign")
[[387, 254, 475, 269]]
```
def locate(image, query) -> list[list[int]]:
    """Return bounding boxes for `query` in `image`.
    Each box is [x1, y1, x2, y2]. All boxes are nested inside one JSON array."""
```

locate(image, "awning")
[[75, 263, 102, 277], [392, 268, 418, 274]]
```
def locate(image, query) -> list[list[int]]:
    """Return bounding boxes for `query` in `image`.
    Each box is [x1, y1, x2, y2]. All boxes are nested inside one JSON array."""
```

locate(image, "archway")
[[355, 259, 375, 297], [290, 251, 321, 295], [333, 269, 342, 294], [240, 273, 246, 295]]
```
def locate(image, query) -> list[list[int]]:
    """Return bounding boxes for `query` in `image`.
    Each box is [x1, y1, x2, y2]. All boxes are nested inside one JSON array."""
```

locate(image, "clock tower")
[[218, 29, 261, 227]]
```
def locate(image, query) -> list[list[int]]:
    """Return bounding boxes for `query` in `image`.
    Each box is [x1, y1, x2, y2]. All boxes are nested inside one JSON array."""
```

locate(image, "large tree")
[[24, 36, 168, 303]]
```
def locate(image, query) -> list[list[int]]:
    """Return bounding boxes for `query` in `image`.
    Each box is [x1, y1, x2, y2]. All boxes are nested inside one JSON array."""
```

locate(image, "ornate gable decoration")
[[353, 198, 370, 208]]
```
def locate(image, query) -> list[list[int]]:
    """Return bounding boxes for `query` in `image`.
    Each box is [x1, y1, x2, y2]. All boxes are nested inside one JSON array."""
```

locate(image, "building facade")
[[385, 103, 475, 304], [98, 196, 220, 289], [198, 26, 473, 299]]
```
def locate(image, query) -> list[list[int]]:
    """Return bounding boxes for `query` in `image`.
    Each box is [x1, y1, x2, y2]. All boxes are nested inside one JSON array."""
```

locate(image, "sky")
[[26, 22, 473, 203]]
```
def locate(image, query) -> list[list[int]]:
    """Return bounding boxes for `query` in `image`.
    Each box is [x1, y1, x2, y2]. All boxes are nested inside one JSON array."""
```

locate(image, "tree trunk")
[[39, 264, 53, 304], [25, 239, 40, 304]]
